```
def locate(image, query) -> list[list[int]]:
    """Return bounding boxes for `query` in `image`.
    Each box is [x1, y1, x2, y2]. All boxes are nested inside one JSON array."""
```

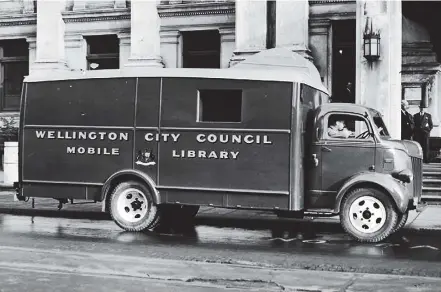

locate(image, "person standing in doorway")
[[342, 82, 354, 103], [401, 100, 414, 140], [413, 104, 433, 163]]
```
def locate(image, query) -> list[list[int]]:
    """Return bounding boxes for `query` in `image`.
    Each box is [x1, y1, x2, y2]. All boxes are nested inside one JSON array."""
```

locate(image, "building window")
[[182, 30, 221, 68], [85, 35, 119, 70], [198, 89, 242, 123], [0, 39, 29, 112]]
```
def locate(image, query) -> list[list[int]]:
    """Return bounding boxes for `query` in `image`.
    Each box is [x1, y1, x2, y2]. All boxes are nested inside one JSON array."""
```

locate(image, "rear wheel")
[[109, 181, 158, 232], [340, 187, 398, 243]]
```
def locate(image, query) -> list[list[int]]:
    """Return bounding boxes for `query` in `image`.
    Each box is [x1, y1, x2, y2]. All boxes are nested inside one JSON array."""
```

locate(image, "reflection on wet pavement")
[[0, 214, 440, 263]]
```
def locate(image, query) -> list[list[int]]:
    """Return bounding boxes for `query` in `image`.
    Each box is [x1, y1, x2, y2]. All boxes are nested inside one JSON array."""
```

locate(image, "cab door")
[[305, 112, 323, 206], [320, 113, 376, 197]]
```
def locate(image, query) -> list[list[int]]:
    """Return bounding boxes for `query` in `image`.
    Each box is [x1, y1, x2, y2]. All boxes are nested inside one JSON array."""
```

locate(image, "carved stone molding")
[[63, 10, 130, 23], [0, 15, 36, 26], [310, 0, 355, 4], [158, 2, 234, 18]]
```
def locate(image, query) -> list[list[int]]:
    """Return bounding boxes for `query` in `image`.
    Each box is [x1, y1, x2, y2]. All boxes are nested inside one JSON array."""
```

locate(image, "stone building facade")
[[0, 0, 440, 143]]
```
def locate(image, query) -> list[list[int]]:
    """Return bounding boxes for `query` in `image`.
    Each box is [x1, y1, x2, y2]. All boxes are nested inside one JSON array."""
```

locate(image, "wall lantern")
[[363, 19, 380, 62]]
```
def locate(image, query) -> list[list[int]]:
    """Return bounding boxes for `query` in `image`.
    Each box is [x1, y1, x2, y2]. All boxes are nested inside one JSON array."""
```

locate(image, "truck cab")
[[303, 103, 423, 242]]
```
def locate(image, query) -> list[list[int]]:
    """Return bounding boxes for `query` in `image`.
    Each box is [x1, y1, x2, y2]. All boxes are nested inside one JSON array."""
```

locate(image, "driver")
[[328, 119, 354, 139]]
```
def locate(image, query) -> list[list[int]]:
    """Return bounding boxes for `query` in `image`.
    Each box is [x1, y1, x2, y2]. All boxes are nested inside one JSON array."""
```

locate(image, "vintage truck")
[[14, 51, 424, 243]]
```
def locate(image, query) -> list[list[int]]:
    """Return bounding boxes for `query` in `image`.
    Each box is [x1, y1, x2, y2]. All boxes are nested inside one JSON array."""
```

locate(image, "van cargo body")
[[15, 50, 425, 243], [19, 74, 304, 210]]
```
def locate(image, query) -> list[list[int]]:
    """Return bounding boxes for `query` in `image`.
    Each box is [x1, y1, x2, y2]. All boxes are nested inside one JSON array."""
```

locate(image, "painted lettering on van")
[[142, 132, 273, 145], [172, 150, 239, 160], [145, 133, 180, 142], [67, 146, 120, 156], [195, 134, 272, 145], [35, 130, 129, 141]]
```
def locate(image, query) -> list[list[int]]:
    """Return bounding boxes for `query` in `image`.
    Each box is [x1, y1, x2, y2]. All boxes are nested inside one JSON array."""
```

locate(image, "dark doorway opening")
[[332, 20, 356, 103]]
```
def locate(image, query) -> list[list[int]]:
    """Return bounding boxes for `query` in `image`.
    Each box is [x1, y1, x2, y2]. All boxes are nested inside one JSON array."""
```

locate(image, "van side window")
[[324, 114, 372, 140], [197, 89, 242, 123]]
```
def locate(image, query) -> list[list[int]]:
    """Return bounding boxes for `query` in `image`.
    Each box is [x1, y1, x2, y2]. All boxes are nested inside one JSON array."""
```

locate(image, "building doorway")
[[332, 20, 356, 103]]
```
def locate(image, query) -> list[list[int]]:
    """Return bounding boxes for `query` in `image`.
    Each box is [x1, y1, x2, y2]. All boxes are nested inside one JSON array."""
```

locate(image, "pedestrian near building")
[[401, 100, 414, 140], [413, 104, 433, 163]]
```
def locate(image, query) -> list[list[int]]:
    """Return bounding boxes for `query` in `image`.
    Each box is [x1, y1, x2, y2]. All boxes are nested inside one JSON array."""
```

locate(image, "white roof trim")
[[24, 67, 330, 95]]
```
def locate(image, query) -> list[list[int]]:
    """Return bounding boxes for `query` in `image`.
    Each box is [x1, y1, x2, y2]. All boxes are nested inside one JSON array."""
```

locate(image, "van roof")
[[24, 67, 329, 95], [24, 48, 330, 95]]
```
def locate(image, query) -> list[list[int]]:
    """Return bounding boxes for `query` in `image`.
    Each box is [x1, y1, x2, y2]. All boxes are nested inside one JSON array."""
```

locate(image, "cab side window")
[[324, 114, 372, 140]]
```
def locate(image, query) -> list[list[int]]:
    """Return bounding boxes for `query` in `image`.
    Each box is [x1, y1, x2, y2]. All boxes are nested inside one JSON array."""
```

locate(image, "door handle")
[[322, 146, 332, 152], [312, 154, 319, 167]]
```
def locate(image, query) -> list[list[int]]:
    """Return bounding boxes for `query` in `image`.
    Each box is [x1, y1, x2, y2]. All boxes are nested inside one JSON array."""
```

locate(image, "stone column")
[[65, 34, 87, 71], [160, 30, 181, 68], [275, 0, 311, 60], [23, 0, 35, 13], [26, 37, 37, 72], [431, 72, 441, 137], [125, 0, 164, 68], [356, 0, 402, 139], [73, 0, 86, 11], [229, 0, 266, 66], [114, 0, 127, 9], [32, 0, 69, 73], [219, 26, 235, 68], [118, 32, 131, 68]]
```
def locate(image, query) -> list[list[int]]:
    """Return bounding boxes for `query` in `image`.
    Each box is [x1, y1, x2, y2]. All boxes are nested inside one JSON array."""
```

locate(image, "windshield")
[[369, 109, 390, 137]]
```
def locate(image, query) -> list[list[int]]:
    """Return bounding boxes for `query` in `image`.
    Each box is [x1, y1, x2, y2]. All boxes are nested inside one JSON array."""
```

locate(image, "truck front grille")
[[411, 157, 423, 201]]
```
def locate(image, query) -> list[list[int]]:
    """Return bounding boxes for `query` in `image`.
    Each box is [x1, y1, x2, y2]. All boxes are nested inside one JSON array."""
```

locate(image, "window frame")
[[196, 89, 243, 124], [182, 30, 221, 69], [0, 42, 29, 112], [85, 35, 120, 70], [321, 112, 375, 142]]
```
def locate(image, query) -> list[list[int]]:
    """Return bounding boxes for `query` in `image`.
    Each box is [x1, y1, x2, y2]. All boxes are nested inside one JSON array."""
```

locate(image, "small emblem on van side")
[[135, 149, 156, 166]]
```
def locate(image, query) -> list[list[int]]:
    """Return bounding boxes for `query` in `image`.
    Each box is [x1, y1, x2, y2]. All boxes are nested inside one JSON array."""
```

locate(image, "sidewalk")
[[0, 190, 440, 235]]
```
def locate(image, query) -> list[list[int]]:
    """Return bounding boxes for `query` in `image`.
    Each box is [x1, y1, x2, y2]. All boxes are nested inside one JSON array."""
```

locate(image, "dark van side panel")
[[24, 78, 137, 127], [152, 78, 293, 209], [20, 76, 294, 210], [21, 78, 138, 200]]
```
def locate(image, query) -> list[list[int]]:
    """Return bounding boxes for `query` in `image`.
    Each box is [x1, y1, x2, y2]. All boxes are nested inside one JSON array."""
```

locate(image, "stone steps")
[[423, 163, 441, 200]]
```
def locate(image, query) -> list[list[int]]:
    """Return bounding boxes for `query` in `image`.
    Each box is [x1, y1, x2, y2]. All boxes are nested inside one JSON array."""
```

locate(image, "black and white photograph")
[[0, 0, 440, 291]]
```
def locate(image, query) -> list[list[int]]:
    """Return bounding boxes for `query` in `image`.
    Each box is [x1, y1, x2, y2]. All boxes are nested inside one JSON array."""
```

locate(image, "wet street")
[[0, 214, 441, 291]]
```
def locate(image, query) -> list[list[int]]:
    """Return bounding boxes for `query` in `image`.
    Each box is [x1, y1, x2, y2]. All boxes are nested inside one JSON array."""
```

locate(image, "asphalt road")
[[0, 214, 441, 291]]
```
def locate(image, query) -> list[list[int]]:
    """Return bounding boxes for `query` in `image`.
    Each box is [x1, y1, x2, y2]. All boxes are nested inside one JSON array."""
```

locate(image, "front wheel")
[[109, 181, 158, 232], [393, 211, 409, 233], [340, 187, 398, 243]]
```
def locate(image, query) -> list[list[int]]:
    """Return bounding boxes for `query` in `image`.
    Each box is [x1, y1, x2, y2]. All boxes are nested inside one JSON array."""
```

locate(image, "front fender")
[[334, 172, 409, 214], [100, 169, 161, 212]]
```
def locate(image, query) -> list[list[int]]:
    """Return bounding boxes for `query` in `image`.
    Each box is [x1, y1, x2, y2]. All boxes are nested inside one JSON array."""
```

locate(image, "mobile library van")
[[15, 49, 424, 242]]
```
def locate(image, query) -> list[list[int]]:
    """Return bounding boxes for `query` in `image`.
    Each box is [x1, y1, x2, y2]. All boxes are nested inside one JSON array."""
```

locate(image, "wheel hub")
[[116, 188, 150, 223], [362, 210, 372, 219], [349, 195, 386, 234], [131, 198, 144, 212]]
